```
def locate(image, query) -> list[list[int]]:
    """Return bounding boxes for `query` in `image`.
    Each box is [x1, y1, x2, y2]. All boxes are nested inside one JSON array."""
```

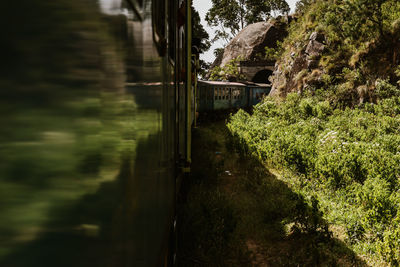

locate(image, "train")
[[196, 80, 271, 112], [0, 0, 193, 266], [0, 0, 271, 266]]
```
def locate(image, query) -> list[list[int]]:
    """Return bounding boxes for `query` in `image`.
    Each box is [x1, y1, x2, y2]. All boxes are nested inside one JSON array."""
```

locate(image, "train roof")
[[198, 80, 271, 87], [198, 80, 246, 86], [252, 83, 271, 87]]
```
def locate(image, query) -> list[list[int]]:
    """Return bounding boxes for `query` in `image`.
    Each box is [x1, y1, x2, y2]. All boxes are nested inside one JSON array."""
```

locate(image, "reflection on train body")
[[0, 0, 190, 266]]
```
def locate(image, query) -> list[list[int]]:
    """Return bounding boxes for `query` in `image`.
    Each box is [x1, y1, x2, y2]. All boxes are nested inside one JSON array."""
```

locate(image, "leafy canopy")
[[192, 5, 211, 53], [205, 0, 289, 43]]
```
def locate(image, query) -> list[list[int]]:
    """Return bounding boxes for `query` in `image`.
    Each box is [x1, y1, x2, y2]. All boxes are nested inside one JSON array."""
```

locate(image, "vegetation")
[[224, 0, 400, 264], [264, 40, 284, 61], [201, 0, 400, 264], [192, 5, 212, 77], [272, 0, 400, 103], [205, 0, 289, 43], [192, 5, 211, 53], [209, 57, 246, 81], [228, 92, 400, 264], [179, 122, 365, 266]]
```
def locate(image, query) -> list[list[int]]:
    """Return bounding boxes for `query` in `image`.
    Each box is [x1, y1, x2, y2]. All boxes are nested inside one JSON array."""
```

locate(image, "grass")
[[178, 119, 366, 266]]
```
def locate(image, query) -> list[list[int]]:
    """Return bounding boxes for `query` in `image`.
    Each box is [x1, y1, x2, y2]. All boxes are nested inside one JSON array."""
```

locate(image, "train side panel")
[[197, 81, 270, 111], [0, 0, 191, 266], [248, 85, 272, 106], [197, 81, 247, 111]]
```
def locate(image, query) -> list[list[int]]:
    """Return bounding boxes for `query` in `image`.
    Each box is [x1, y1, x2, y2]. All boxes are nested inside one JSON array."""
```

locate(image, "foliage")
[[273, 0, 400, 103], [228, 93, 400, 264], [198, 60, 212, 79], [213, 47, 225, 58], [209, 57, 246, 81], [192, 5, 211, 53], [264, 40, 283, 61], [205, 0, 289, 44], [295, 0, 314, 15]]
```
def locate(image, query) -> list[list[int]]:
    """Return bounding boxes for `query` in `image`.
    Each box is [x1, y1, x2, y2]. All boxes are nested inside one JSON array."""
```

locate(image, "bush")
[[228, 93, 400, 264]]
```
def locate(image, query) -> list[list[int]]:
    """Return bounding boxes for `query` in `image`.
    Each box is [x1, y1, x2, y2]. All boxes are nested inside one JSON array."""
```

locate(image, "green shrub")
[[209, 56, 245, 81], [228, 93, 400, 264]]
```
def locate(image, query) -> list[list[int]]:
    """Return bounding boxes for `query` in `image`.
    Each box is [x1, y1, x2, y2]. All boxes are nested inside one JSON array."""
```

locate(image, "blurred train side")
[[196, 80, 271, 111], [0, 0, 191, 266]]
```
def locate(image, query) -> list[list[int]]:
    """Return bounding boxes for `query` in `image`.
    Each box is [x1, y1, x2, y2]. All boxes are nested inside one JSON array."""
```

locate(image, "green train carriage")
[[196, 80, 271, 111], [0, 0, 193, 266]]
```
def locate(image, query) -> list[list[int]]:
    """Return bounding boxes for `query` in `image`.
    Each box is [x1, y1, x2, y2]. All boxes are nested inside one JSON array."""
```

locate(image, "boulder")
[[216, 21, 288, 67], [305, 40, 325, 58]]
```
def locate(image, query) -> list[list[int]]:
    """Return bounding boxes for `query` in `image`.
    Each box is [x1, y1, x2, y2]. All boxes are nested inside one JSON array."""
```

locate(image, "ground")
[[177, 119, 368, 266]]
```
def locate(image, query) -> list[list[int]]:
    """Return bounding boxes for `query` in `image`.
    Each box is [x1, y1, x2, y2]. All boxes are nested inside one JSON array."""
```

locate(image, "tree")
[[192, 5, 211, 53], [205, 0, 289, 44], [295, 0, 314, 15]]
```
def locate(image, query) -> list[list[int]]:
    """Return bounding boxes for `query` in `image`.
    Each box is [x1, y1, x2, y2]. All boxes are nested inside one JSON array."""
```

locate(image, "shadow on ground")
[[178, 120, 367, 267]]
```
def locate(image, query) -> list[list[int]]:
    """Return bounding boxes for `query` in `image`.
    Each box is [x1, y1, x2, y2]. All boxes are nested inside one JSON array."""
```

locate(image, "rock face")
[[270, 31, 327, 97], [217, 21, 288, 67]]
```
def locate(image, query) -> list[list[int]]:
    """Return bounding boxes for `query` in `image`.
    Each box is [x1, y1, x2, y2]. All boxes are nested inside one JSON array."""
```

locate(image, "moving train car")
[[196, 80, 271, 112], [0, 0, 193, 266]]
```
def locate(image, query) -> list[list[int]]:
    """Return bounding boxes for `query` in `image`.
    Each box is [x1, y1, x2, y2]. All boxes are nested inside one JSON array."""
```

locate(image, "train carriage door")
[[176, 0, 192, 170]]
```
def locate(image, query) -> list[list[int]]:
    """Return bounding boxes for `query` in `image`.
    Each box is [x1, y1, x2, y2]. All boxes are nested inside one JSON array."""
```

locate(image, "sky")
[[193, 0, 299, 63]]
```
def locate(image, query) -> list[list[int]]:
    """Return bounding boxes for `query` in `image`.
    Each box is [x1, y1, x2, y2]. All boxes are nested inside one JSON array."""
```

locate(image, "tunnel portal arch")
[[251, 69, 273, 83]]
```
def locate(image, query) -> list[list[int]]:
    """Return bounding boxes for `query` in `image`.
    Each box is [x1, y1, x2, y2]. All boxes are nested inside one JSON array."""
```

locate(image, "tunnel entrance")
[[252, 69, 273, 83]]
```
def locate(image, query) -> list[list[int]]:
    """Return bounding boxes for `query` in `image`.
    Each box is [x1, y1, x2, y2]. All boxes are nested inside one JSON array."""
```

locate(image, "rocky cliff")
[[270, 31, 326, 97], [268, 0, 400, 105]]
